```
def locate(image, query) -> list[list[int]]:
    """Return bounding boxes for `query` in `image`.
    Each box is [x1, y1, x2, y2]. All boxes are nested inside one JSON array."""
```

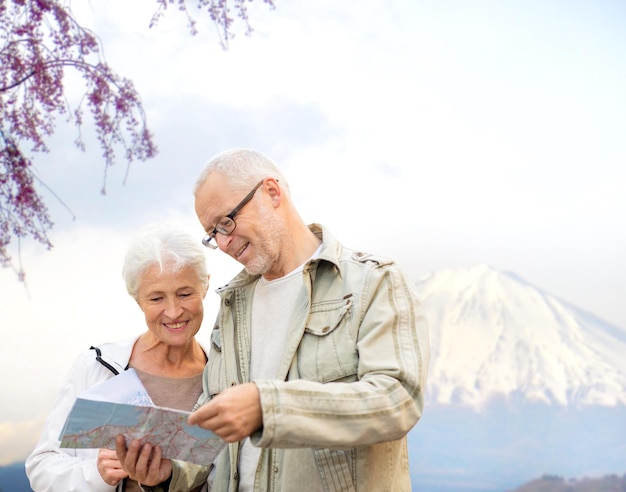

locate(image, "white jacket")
[[26, 336, 139, 492]]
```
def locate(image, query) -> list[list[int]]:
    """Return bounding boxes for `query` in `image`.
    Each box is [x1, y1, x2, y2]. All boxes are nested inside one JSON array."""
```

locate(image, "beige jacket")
[[154, 224, 429, 492]]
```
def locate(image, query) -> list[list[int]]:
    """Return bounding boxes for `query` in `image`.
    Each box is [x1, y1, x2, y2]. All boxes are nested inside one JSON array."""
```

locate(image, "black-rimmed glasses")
[[201, 180, 264, 249]]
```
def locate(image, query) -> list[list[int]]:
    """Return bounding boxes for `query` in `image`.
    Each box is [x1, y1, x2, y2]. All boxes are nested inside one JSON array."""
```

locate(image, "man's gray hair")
[[193, 148, 290, 197]]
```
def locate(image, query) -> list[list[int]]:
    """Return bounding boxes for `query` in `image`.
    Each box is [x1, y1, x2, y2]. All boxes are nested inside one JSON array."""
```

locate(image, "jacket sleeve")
[[141, 461, 208, 492], [25, 351, 117, 492], [252, 261, 430, 449]]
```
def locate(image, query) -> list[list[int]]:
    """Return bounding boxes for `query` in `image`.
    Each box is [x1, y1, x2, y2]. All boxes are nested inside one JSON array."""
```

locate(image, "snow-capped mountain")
[[416, 264, 626, 408]]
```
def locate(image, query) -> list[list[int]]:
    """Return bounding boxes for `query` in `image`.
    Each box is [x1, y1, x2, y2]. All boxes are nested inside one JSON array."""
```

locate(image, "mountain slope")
[[416, 264, 626, 408], [0, 462, 32, 492], [510, 473, 626, 492]]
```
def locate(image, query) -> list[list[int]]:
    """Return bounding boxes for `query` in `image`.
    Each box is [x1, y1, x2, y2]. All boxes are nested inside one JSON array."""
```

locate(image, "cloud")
[[0, 418, 46, 466]]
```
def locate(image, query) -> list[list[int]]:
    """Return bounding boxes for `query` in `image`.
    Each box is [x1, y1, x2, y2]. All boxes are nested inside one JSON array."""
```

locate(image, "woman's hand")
[[97, 448, 129, 487], [115, 436, 172, 486]]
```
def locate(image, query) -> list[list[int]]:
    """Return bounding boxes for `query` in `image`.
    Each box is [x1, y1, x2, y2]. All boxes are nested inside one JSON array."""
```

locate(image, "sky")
[[1, 0, 625, 466]]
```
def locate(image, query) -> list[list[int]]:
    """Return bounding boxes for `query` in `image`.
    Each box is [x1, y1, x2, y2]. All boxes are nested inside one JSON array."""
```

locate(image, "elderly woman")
[[26, 224, 210, 492]]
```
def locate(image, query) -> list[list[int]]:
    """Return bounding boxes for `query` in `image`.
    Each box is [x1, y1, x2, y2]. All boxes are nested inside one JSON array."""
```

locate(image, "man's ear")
[[265, 177, 282, 207]]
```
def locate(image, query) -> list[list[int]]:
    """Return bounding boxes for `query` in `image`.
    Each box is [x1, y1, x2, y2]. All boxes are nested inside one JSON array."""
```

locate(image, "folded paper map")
[[59, 369, 225, 465]]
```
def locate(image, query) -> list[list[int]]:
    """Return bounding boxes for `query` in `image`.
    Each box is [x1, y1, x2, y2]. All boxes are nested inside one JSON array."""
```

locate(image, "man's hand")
[[97, 448, 129, 487], [115, 435, 172, 486], [188, 382, 262, 443]]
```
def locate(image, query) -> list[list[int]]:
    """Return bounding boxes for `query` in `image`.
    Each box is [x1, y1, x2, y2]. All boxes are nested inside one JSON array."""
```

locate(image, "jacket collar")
[[217, 223, 343, 294]]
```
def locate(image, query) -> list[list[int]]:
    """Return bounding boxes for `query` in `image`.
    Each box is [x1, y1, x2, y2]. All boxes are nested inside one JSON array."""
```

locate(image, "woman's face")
[[136, 264, 206, 347]]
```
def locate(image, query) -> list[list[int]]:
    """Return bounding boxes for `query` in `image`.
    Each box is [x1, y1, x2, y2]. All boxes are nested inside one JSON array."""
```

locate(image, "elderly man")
[[117, 149, 429, 492]]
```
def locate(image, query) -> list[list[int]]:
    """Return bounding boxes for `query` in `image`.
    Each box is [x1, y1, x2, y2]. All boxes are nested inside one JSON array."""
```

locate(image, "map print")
[[60, 398, 225, 465]]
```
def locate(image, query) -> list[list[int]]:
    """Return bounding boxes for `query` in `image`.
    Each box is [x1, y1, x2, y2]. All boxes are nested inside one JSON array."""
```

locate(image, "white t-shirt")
[[238, 248, 321, 491]]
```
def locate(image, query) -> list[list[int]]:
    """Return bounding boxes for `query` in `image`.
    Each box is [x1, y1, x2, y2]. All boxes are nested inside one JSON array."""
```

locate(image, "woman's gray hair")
[[193, 148, 290, 197], [122, 224, 209, 300]]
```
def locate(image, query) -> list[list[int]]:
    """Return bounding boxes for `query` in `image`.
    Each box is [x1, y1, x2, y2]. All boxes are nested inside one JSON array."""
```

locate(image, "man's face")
[[195, 173, 285, 276]]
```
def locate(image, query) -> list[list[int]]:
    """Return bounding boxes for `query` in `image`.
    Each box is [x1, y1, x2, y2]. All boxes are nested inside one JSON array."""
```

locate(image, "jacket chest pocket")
[[297, 295, 358, 383]]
